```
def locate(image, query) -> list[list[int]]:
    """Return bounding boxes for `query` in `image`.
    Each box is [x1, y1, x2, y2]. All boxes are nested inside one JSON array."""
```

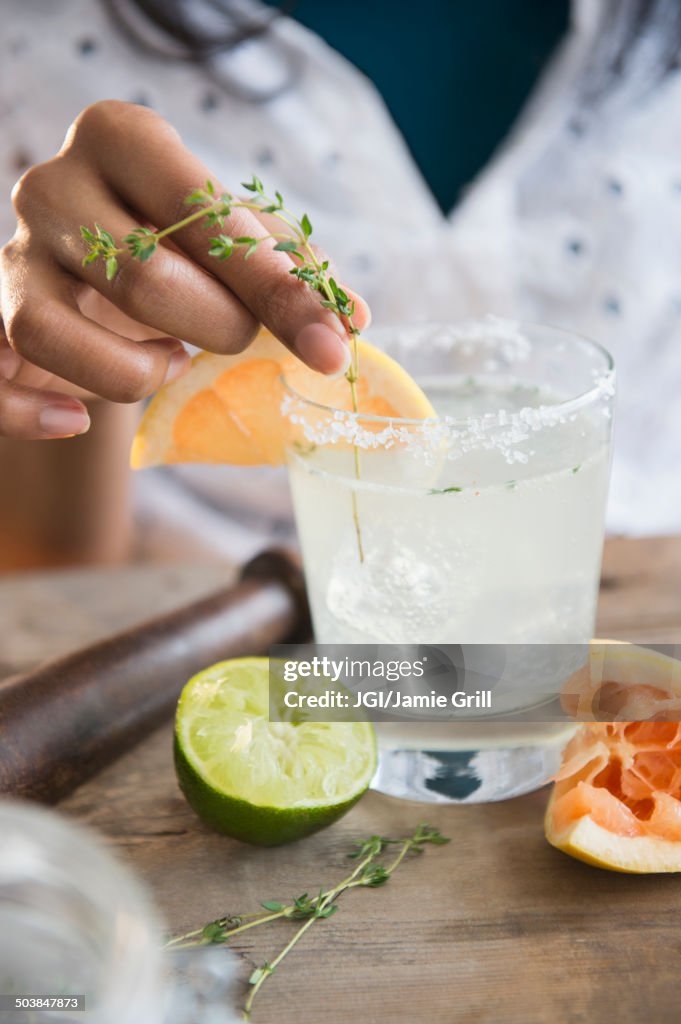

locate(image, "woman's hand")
[[0, 100, 370, 440]]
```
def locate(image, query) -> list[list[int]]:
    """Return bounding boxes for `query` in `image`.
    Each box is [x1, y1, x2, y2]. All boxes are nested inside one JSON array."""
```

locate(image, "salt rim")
[[281, 319, 615, 466]]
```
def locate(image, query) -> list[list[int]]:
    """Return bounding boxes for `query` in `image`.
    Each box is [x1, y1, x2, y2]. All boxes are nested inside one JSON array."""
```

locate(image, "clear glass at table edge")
[[0, 801, 238, 1024], [282, 318, 616, 803]]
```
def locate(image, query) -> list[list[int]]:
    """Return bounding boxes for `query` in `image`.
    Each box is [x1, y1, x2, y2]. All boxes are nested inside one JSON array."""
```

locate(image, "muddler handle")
[[0, 549, 310, 803]]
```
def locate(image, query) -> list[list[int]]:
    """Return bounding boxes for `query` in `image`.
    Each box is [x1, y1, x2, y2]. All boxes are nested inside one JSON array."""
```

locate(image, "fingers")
[[0, 310, 90, 439], [0, 341, 21, 380], [67, 102, 357, 372], [0, 379, 90, 439], [0, 259, 191, 403], [60, 185, 259, 354], [10, 101, 372, 381]]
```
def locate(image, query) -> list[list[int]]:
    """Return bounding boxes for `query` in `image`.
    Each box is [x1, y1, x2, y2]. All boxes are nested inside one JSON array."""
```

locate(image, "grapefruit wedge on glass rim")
[[547, 642, 681, 873], [131, 327, 435, 469]]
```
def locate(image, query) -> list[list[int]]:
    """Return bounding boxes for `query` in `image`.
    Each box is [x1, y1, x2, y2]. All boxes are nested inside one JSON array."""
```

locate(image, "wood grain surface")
[[3, 537, 681, 1024]]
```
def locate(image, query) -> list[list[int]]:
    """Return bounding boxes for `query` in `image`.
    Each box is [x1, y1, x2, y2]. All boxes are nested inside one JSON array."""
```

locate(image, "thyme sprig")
[[80, 176, 365, 560], [165, 823, 449, 1020]]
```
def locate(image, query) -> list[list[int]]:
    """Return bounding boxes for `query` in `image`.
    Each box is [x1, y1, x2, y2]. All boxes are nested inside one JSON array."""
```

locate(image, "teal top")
[[269, 0, 569, 212]]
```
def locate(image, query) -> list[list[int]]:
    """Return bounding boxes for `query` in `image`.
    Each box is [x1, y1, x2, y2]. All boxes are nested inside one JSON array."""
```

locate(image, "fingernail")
[[352, 294, 372, 330], [326, 315, 347, 340], [39, 404, 90, 437], [295, 323, 350, 375], [339, 285, 372, 331], [0, 348, 21, 380], [163, 348, 191, 384], [327, 343, 352, 377]]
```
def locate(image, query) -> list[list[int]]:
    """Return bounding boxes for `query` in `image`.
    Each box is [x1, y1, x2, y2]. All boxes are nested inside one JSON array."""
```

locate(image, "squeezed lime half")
[[174, 658, 376, 846]]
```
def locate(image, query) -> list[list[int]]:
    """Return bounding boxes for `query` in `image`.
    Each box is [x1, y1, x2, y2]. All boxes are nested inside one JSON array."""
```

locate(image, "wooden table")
[[3, 537, 681, 1024]]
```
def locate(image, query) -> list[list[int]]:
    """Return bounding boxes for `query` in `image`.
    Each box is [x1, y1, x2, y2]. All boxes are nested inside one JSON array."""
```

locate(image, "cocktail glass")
[[283, 319, 615, 802]]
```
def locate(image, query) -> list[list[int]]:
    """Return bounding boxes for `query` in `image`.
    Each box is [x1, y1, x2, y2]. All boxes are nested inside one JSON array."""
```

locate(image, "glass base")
[[371, 740, 566, 803]]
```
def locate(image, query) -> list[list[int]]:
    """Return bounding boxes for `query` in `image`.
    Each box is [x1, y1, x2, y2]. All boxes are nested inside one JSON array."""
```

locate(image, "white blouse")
[[1, 0, 680, 535]]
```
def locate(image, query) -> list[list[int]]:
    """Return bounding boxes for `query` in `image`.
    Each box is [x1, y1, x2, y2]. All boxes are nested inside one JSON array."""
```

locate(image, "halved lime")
[[174, 658, 376, 846]]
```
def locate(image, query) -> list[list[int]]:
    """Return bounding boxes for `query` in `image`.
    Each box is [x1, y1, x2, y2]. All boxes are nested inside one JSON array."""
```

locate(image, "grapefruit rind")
[[545, 792, 681, 874], [548, 641, 681, 872]]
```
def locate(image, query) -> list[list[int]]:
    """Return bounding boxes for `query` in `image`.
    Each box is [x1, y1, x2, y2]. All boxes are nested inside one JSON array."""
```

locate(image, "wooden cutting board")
[[3, 537, 681, 1024]]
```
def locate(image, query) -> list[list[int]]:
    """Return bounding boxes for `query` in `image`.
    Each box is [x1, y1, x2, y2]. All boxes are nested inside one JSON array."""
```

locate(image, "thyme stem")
[[154, 204, 218, 241], [163, 824, 449, 1020]]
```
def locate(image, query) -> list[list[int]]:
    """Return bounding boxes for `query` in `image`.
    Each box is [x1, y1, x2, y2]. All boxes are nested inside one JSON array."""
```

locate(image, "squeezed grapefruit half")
[[547, 643, 681, 872]]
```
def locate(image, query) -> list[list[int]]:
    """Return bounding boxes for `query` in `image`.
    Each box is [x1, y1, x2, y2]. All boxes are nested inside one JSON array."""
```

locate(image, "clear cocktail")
[[284, 319, 615, 801]]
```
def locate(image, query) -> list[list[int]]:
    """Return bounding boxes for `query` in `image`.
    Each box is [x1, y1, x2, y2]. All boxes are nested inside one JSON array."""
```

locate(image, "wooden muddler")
[[0, 549, 310, 804]]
